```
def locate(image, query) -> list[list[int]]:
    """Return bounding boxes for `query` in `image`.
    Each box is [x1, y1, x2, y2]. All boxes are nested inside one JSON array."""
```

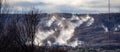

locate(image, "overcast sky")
[[4, 0, 120, 13]]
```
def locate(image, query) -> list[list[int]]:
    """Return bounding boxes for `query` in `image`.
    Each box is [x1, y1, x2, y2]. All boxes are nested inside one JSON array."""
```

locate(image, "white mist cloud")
[[34, 29, 55, 46], [33, 14, 94, 47]]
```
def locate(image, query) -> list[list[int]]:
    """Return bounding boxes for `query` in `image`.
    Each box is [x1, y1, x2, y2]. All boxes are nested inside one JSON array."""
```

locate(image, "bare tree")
[[24, 9, 40, 52], [0, 0, 43, 51], [0, 0, 10, 14]]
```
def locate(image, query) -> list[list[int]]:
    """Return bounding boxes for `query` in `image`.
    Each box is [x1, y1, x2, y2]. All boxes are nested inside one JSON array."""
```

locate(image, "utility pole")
[[0, 0, 2, 13], [108, 0, 111, 46]]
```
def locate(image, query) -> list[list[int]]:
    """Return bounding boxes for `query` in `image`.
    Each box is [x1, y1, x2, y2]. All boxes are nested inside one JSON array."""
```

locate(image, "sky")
[[3, 0, 120, 13]]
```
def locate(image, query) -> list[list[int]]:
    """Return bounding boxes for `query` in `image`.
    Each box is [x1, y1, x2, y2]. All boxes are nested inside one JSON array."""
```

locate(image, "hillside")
[[0, 13, 120, 52]]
